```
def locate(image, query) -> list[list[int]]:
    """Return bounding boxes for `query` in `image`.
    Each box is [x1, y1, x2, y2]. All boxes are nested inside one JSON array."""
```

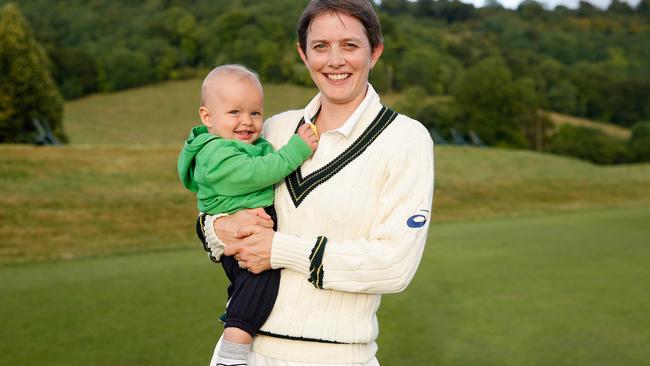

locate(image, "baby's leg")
[[218, 255, 280, 365], [223, 327, 252, 344], [222, 255, 280, 335], [217, 255, 254, 365], [218, 329, 251, 366], [215, 207, 279, 365]]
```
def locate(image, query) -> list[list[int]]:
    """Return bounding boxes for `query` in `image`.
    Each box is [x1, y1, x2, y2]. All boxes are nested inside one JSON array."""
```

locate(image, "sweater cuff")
[[204, 213, 228, 261], [270, 231, 313, 275]]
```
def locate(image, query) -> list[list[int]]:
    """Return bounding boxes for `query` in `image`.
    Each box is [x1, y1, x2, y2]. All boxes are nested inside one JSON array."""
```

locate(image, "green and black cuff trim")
[[285, 106, 398, 207], [308, 236, 328, 289]]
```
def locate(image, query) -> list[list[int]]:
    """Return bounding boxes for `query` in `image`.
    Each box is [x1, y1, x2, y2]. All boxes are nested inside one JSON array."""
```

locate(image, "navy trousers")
[[196, 207, 280, 337]]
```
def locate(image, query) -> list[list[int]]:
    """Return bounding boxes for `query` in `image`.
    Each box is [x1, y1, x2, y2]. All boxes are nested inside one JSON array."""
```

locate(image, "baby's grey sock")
[[216, 339, 250, 366]]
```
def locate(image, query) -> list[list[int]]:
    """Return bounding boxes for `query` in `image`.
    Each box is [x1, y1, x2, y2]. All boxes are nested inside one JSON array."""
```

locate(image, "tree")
[[380, 0, 411, 15], [628, 121, 650, 162], [415, 0, 435, 17], [547, 125, 631, 164], [0, 3, 65, 143], [576, 0, 600, 16], [607, 0, 633, 14], [49, 47, 98, 99], [149, 6, 201, 67], [517, 0, 546, 20], [452, 58, 538, 148], [396, 48, 451, 94], [639, 0, 650, 16], [547, 80, 577, 114], [394, 87, 460, 131], [95, 45, 153, 91], [429, 0, 477, 23]]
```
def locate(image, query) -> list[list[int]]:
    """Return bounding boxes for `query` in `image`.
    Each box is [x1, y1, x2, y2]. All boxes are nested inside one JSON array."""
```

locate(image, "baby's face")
[[203, 76, 264, 144]]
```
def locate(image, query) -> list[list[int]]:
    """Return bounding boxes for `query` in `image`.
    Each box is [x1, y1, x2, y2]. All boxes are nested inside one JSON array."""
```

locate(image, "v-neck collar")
[[285, 105, 398, 207]]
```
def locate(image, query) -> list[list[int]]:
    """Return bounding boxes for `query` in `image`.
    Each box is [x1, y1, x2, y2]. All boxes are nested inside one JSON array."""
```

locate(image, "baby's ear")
[[199, 106, 211, 127]]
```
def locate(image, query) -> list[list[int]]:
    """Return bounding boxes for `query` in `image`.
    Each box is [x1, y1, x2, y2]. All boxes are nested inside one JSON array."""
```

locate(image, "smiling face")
[[199, 74, 264, 144], [298, 11, 383, 109]]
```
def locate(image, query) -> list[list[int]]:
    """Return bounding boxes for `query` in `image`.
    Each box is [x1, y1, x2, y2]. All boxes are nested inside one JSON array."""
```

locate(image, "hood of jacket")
[[178, 125, 219, 192]]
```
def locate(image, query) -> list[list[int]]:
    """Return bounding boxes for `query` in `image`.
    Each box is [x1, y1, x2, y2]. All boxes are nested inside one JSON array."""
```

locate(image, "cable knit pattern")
[[203, 213, 228, 261], [205, 86, 434, 363]]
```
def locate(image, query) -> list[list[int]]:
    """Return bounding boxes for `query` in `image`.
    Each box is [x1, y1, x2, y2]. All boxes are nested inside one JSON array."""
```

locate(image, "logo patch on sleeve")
[[407, 210, 430, 228]]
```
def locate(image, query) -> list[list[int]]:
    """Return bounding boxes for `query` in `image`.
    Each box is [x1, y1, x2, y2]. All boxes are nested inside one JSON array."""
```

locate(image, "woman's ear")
[[369, 43, 384, 70], [297, 42, 309, 65]]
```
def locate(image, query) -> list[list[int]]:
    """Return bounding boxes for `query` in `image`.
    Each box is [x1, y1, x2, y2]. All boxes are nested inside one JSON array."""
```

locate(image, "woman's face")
[[298, 11, 383, 108]]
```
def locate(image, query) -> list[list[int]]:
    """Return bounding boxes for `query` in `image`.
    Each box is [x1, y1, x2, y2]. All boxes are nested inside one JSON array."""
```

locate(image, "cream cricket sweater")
[[204, 85, 434, 363]]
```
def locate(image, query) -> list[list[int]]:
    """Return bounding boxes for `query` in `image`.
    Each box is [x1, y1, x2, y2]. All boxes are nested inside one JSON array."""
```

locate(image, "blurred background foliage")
[[0, 3, 65, 143], [0, 0, 649, 162]]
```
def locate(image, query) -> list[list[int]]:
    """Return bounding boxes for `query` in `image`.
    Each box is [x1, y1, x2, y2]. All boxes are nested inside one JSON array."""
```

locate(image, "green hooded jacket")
[[178, 125, 312, 214]]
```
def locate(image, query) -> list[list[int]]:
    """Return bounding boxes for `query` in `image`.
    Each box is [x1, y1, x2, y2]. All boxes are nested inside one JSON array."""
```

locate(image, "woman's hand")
[[225, 225, 275, 274], [213, 208, 273, 245]]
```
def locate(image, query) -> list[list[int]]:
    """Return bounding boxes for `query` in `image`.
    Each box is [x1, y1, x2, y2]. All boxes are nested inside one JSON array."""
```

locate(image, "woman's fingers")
[[234, 209, 274, 228], [256, 216, 274, 228], [223, 242, 241, 257], [224, 226, 274, 273], [235, 224, 258, 239], [250, 207, 272, 220]]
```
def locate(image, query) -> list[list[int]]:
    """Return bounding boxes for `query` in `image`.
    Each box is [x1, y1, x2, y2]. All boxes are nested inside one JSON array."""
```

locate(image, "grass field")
[[2, 80, 649, 365], [1, 206, 648, 365]]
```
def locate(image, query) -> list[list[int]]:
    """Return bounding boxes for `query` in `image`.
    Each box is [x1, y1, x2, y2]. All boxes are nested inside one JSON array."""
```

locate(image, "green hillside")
[[65, 78, 624, 146], [63, 80, 319, 146], [62, 80, 403, 146]]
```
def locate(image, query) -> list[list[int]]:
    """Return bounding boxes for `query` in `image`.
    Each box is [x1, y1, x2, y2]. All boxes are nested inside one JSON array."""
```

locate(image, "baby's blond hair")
[[200, 64, 261, 107]]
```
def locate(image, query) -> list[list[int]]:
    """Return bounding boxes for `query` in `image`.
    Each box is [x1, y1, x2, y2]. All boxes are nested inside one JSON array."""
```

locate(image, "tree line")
[[1, 0, 649, 162]]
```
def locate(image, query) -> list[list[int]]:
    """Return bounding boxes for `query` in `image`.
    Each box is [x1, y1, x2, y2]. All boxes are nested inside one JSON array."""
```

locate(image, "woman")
[[202, 0, 434, 364]]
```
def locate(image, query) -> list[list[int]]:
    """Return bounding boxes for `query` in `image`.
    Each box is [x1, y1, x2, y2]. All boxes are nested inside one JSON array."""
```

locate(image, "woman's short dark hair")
[[297, 0, 383, 54]]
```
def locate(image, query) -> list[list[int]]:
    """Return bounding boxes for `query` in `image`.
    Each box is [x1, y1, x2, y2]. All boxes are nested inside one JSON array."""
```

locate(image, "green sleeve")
[[197, 135, 312, 197]]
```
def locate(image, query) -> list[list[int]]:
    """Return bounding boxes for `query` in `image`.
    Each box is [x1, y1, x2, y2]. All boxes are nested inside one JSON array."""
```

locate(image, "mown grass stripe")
[[1, 206, 649, 365]]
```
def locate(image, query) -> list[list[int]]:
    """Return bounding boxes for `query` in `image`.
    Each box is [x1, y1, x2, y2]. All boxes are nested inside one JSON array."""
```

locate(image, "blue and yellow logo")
[[407, 210, 429, 228]]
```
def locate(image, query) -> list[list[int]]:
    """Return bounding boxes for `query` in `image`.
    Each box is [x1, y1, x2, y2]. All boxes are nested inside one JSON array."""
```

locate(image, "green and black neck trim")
[[285, 106, 398, 208]]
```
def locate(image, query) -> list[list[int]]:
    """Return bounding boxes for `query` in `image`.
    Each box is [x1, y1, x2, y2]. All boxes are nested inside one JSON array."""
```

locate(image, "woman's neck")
[[315, 88, 368, 133]]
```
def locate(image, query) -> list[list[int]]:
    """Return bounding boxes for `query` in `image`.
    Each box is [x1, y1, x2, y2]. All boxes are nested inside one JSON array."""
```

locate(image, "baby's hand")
[[298, 123, 319, 152]]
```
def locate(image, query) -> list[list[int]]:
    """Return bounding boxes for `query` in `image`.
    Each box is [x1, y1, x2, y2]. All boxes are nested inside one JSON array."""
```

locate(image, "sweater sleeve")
[[271, 131, 435, 294], [199, 135, 312, 197]]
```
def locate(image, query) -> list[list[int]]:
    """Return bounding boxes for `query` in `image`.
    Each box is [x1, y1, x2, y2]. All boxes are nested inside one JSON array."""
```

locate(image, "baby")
[[178, 64, 318, 366]]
